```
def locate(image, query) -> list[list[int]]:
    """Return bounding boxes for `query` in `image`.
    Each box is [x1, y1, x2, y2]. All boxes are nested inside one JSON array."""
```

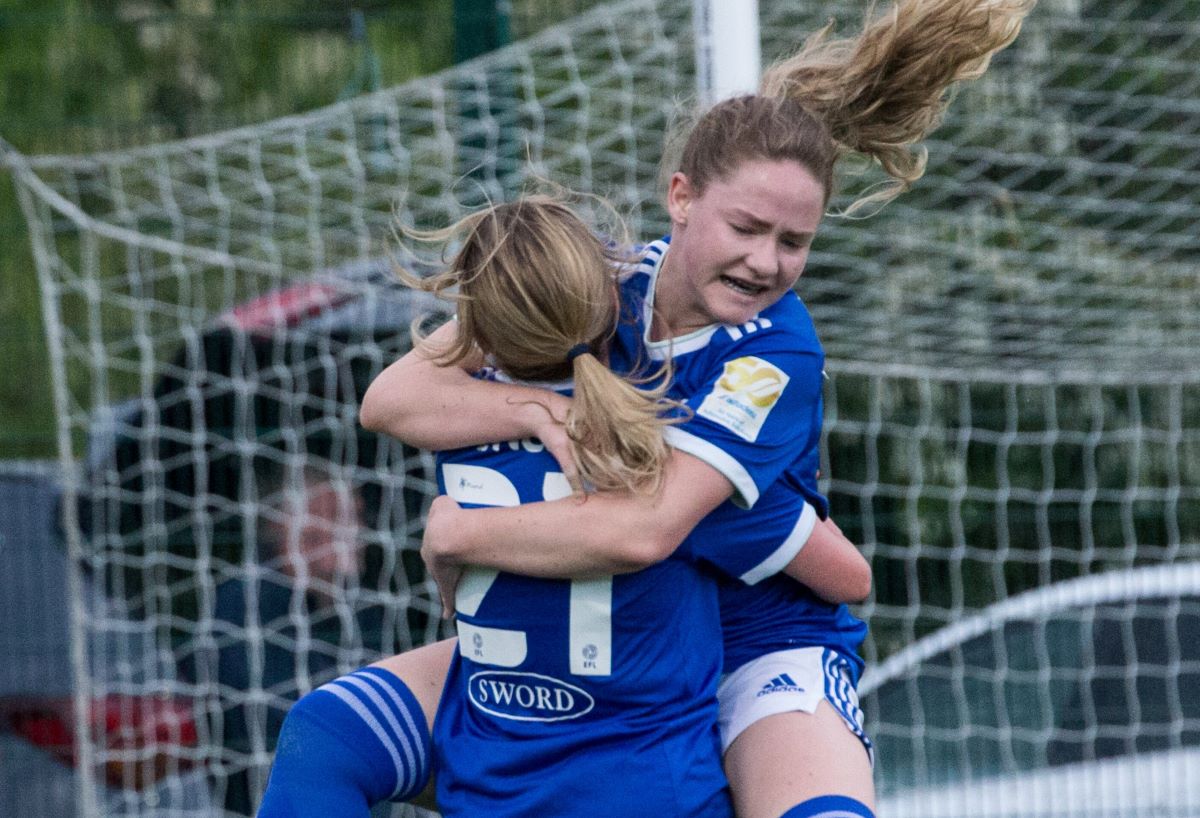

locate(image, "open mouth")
[[720, 275, 767, 297]]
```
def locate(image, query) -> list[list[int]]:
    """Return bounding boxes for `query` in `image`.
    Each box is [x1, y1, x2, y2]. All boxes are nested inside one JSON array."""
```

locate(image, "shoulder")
[[703, 293, 823, 373], [666, 297, 823, 415], [617, 237, 668, 280], [764, 290, 818, 338], [616, 238, 666, 303]]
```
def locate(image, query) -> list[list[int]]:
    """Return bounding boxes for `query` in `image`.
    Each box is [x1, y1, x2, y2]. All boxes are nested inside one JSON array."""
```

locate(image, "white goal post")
[[692, 0, 761, 104], [3, 0, 1199, 816]]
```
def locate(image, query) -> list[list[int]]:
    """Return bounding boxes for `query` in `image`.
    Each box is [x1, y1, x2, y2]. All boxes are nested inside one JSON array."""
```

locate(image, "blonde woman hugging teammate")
[[258, 0, 1033, 815]]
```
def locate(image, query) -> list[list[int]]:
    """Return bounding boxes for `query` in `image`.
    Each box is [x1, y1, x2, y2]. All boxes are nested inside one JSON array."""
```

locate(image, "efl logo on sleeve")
[[697, 356, 789, 441]]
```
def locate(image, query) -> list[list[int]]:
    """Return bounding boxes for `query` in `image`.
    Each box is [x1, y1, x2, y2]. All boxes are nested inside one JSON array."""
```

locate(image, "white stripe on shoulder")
[[663, 426, 759, 508], [641, 238, 668, 259], [723, 317, 772, 341], [490, 369, 574, 391], [739, 502, 818, 585], [633, 241, 668, 275]]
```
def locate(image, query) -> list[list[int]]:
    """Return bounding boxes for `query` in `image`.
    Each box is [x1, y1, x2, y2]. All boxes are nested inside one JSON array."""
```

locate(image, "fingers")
[[421, 495, 464, 619], [524, 393, 581, 491], [436, 563, 463, 619], [436, 567, 454, 619], [421, 551, 459, 619], [542, 430, 582, 493]]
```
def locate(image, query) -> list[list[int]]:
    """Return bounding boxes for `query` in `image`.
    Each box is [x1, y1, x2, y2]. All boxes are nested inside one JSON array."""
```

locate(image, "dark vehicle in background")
[[78, 257, 447, 632], [1, 259, 448, 816]]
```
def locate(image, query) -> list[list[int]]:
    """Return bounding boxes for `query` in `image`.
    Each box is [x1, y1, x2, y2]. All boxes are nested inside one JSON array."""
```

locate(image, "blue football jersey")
[[431, 376, 734, 818], [611, 238, 868, 674]]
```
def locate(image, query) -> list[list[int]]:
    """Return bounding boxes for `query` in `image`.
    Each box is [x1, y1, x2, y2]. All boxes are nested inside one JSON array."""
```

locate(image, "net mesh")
[[863, 564, 1200, 815], [4, 0, 1199, 814]]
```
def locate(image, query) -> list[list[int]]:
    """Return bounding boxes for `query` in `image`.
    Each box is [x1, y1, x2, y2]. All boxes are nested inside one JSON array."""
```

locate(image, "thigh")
[[724, 703, 875, 818], [370, 637, 457, 729]]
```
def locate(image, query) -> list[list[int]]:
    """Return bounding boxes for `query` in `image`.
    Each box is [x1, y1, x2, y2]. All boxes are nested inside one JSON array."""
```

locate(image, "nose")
[[744, 237, 779, 277]]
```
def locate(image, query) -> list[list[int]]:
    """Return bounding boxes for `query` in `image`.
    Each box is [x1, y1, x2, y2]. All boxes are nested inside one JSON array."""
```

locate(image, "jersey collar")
[[640, 237, 744, 361]]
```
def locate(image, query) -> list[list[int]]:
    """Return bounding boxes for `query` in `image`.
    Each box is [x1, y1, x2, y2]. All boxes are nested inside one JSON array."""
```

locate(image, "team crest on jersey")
[[468, 671, 595, 722], [697, 356, 789, 442]]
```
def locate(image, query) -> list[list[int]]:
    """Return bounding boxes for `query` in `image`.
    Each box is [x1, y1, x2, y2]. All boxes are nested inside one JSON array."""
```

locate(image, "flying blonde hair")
[[398, 196, 679, 494], [672, 0, 1035, 211]]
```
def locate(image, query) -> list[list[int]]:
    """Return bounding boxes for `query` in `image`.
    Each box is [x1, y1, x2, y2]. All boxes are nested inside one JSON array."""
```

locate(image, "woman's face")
[[655, 159, 825, 337]]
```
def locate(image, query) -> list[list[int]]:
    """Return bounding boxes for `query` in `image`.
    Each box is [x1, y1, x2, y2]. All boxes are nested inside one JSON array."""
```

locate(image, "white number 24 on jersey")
[[441, 463, 613, 677]]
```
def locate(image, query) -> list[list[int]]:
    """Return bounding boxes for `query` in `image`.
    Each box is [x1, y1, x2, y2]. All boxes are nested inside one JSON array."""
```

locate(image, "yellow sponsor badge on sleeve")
[[696, 356, 790, 442]]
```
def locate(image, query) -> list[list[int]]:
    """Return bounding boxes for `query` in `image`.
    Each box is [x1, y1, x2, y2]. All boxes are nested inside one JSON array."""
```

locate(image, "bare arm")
[[371, 324, 867, 608], [781, 517, 872, 604], [422, 448, 736, 577], [360, 321, 579, 481], [421, 477, 867, 616]]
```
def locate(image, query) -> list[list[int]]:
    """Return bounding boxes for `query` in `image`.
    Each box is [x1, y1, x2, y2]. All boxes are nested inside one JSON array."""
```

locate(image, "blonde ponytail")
[[566, 351, 676, 495], [672, 0, 1034, 210], [396, 195, 680, 494], [761, 0, 1035, 207]]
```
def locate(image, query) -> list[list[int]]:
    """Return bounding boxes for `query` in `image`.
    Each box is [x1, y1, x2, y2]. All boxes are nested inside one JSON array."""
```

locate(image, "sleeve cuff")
[[738, 502, 818, 585], [663, 426, 759, 508]]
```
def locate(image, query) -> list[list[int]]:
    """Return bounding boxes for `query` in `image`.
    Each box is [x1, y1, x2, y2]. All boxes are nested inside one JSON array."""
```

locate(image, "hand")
[[519, 393, 582, 492], [421, 495, 466, 618]]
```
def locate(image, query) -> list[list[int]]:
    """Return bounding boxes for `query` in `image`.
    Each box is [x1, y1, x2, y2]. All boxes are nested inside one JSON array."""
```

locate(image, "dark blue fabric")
[[781, 795, 875, 818]]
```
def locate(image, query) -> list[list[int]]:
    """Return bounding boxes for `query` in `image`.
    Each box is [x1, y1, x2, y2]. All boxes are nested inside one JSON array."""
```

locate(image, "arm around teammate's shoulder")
[[359, 322, 577, 478]]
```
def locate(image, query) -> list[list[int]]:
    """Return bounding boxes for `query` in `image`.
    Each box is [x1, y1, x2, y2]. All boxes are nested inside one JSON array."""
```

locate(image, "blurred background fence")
[[0, 0, 608, 459]]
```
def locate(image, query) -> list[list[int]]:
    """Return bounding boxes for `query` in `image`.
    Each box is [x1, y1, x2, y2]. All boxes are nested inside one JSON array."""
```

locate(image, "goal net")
[[4, 0, 1199, 815], [863, 563, 1200, 817]]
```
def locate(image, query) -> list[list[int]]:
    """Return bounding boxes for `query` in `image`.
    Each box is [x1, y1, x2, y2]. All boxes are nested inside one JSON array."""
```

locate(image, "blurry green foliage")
[[0, 0, 629, 457], [0, 0, 456, 456]]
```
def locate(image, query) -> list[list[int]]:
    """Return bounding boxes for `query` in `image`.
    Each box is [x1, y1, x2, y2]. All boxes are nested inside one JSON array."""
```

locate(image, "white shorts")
[[716, 646, 873, 763]]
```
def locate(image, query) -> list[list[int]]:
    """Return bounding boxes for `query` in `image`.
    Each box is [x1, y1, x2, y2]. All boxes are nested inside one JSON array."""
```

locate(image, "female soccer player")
[[369, 3, 1033, 818], [258, 195, 867, 818], [262, 0, 1033, 815]]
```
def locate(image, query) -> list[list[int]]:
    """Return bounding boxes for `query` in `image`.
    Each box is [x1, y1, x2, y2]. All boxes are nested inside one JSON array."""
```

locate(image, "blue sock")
[[257, 667, 432, 817], [781, 795, 875, 818]]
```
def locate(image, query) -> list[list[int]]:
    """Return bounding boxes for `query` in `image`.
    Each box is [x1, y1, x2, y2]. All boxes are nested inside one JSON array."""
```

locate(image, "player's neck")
[[649, 248, 709, 342]]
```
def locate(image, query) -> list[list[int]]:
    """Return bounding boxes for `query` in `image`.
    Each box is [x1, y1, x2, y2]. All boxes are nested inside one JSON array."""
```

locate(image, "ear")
[[665, 172, 695, 227]]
